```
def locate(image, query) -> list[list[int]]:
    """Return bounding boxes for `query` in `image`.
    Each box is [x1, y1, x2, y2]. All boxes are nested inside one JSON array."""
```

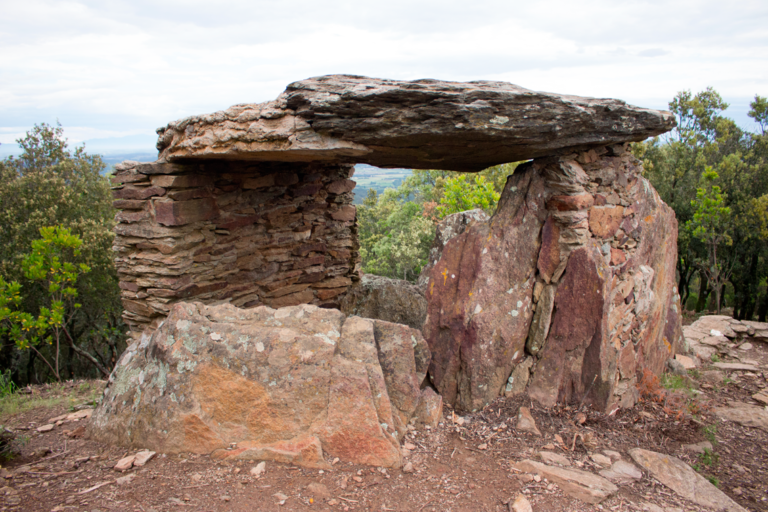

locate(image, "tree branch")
[[61, 326, 109, 378]]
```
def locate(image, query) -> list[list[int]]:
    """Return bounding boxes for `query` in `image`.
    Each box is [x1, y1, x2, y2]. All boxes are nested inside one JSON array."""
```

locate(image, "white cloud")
[[1, 0, 766, 145]]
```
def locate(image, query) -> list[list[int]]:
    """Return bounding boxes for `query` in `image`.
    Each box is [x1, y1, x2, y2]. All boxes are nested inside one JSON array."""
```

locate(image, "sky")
[[1, 0, 767, 156]]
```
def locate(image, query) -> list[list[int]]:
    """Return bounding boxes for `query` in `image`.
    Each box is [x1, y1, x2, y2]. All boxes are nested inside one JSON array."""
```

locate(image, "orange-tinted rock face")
[[423, 145, 683, 412], [88, 302, 435, 468]]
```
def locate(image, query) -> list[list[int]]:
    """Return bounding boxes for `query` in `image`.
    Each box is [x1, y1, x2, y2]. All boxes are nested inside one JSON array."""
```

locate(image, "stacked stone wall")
[[110, 160, 360, 338]]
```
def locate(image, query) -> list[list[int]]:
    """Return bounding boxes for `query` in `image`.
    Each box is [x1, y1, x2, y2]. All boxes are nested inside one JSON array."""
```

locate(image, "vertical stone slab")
[[422, 164, 546, 412], [528, 245, 612, 408]]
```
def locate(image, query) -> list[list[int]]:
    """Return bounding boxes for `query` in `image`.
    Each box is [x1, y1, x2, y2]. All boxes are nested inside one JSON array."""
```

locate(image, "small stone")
[[114, 455, 137, 471], [402, 462, 415, 473], [674, 354, 697, 370], [478, 443, 488, 450], [328, 499, 339, 505], [352, 476, 363, 483], [682, 441, 713, 454], [590, 453, 612, 467], [581, 432, 599, 451], [133, 450, 156, 467], [306, 482, 331, 499], [599, 460, 643, 482], [575, 412, 587, 425], [539, 451, 571, 467], [602, 450, 621, 462], [738, 342, 753, 351], [36, 424, 54, 433], [220, 495, 231, 502], [274, 492, 288, 505], [403, 442, 416, 451], [533, 474, 541, 483], [116, 474, 136, 485], [250, 461, 266, 478], [666, 358, 687, 376], [516, 407, 541, 436], [509, 494, 533, 512], [752, 390, 768, 405], [65, 409, 93, 421]]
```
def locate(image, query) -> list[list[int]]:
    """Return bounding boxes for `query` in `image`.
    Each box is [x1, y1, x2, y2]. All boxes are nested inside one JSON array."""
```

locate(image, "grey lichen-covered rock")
[[340, 275, 427, 330], [88, 302, 432, 468], [156, 75, 675, 172]]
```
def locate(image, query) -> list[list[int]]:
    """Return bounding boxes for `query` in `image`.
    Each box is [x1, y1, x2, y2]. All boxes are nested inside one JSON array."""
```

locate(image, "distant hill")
[[352, 164, 412, 204]]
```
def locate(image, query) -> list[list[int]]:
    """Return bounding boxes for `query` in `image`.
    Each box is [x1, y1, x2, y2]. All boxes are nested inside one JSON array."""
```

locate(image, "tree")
[[636, 89, 768, 316], [687, 168, 733, 313], [0, 227, 110, 380], [357, 162, 520, 282], [437, 174, 499, 217], [0, 123, 124, 383], [749, 95, 768, 135]]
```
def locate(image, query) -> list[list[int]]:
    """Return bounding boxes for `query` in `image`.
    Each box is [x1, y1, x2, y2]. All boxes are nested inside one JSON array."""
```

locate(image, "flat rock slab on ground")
[[598, 460, 643, 482], [628, 448, 747, 512], [712, 362, 760, 372], [714, 402, 768, 432], [156, 75, 675, 172], [514, 459, 618, 504]]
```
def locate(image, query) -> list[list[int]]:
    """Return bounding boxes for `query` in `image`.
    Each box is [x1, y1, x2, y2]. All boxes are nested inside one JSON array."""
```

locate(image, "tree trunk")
[[758, 292, 768, 322], [26, 350, 37, 385], [61, 327, 110, 378], [695, 274, 711, 312]]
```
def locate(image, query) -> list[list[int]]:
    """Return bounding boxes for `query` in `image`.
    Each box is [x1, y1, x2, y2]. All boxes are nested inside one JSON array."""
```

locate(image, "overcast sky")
[[1, 0, 767, 152]]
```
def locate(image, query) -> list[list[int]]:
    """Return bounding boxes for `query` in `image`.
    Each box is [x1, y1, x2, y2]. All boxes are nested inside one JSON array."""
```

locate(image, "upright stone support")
[[423, 145, 684, 412], [111, 160, 361, 339]]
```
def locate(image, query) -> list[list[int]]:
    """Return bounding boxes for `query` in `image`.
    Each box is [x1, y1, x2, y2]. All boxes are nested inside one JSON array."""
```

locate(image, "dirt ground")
[[0, 341, 766, 512]]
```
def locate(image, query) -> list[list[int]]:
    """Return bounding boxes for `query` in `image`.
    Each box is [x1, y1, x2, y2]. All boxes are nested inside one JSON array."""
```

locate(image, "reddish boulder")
[[424, 147, 682, 412], [422, 164, 546, 412]]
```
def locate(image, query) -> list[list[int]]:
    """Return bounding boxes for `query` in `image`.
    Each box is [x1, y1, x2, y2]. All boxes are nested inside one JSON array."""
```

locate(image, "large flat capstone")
[[156, 75, 675, 172], [88, 302, 438, 468]]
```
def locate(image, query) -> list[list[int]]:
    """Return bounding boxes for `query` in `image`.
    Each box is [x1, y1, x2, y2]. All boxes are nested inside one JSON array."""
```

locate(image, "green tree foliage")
[[437, 175, 500, 218], [0, 124, 124, 383], [636, 89, 768, 318], [0, 227, 110, 380], [357, 162, 518, 282], [687, 169, 732, 313]]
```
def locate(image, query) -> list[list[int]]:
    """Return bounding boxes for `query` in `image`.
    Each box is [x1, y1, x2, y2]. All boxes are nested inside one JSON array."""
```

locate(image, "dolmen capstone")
[[93, 75, 684, 466]]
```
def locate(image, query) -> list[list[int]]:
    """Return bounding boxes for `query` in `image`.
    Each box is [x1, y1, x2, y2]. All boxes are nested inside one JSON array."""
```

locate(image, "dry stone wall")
[[110, 160, 360, 339]]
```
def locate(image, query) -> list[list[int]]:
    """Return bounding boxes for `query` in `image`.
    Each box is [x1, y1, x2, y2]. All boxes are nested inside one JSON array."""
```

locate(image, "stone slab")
[[157, 75, 675, 172], [629, 448, 747, 512], [514, 459, 618, 504]]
